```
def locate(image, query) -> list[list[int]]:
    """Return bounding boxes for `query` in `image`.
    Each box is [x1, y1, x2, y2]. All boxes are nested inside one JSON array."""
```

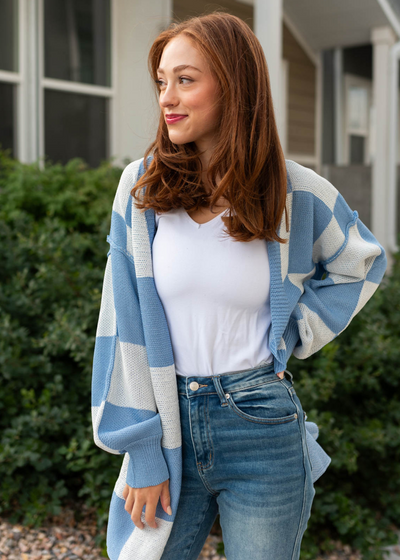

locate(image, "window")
[[0, 0, 18, 157], [0, 0, 113, 167], [344, 74, 372, 165], [0, 83, 15, 156], [45, 89, 108, 168], [44, 0, 111, 86], [43, 0, 112, 167]]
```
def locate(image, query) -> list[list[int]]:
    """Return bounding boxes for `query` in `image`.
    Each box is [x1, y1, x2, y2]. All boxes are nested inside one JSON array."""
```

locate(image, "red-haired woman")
[[92, 11, 387, 560]]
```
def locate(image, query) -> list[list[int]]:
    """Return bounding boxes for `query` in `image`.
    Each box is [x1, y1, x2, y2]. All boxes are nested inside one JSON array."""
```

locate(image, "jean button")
[[189, 381, 199, 391]]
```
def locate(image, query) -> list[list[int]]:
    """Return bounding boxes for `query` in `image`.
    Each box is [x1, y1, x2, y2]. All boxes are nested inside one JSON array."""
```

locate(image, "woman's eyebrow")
[[157, 64, 203, 73]]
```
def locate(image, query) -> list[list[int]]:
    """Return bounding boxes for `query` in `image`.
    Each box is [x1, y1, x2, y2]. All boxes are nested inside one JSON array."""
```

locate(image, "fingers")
[[144, 499, 158, 529], [160, 479, 172, 516], [123, 484, 164, 530], [131, 493, 145, 530], [124, 487, 136, 519]]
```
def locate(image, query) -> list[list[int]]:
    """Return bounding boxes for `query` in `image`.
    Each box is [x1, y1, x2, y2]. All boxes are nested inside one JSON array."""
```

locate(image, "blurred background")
[[1, 2, 400, 560], [1, 0, 400, 263]]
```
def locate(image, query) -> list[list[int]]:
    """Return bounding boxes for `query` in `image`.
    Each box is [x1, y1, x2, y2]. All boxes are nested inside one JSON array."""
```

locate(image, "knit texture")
[[91, 156, 387, 560]]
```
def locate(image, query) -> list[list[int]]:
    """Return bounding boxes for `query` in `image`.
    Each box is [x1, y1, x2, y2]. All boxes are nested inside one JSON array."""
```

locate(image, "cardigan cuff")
[[125, 435, 170, 489]]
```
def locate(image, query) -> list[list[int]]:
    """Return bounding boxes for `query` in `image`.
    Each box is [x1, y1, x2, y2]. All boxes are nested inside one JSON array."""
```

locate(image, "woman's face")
[[156, 35, 222, 153]]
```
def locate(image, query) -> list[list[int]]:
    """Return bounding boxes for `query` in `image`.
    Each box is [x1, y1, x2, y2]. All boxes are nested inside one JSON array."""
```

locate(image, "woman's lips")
[[166, 115, 188, 124]]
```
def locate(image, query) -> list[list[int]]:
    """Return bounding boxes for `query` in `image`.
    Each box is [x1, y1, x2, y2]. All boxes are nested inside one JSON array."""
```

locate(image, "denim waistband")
[[176, 361, 293, 397]]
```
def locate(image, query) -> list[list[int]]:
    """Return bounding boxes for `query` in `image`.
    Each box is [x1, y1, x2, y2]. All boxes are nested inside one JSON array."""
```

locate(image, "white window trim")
[[342, 73, 372, 166]]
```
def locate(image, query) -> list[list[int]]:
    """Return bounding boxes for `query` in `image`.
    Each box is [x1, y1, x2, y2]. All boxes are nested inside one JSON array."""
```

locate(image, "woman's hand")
[[122, 479, 172, 530], [277, 371, 284, 379]]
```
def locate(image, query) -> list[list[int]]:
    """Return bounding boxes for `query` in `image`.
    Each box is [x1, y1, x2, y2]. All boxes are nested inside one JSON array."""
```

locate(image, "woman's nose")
[[160, 86, 179, 108]]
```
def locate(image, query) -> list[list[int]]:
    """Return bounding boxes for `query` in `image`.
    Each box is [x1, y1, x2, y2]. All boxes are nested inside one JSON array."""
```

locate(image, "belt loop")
[[212, 375, 229, 406], [284, 369, 294, 384]]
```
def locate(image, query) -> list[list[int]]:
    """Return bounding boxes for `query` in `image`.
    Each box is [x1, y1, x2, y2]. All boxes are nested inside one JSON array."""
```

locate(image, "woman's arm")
[[91, 161, 170, 490], [290, 181, 387, 360]]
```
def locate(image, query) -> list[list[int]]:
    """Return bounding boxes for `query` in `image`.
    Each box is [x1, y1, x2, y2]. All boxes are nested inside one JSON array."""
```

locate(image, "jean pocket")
[[225, 379, 299, 424]]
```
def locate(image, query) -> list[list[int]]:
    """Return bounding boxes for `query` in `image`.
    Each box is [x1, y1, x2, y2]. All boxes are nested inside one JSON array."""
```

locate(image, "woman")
[[91, 12, 387, 560]]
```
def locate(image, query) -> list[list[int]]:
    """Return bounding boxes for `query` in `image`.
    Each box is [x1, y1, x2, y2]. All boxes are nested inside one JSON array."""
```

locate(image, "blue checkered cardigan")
[[91, 156, 387, 560]]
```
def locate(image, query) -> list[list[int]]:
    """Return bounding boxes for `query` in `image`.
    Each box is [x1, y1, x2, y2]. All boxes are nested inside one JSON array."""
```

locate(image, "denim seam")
[[223, 378, 281, 394], [183, 494, 217, 560], [188, 398, 217, 497], [291, 453, 308, 560], [178, 391, 219, 397], [197, 468, 219, 496], [217, 364, 274, 377], [302, 412, 313, 473], [202, 395, 215, 471], [225, 396, 298, 425], [285, 390, 310, 560]]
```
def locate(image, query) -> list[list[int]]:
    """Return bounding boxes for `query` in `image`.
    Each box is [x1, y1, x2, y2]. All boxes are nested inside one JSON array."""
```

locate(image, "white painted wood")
[[41, 78, 115, 97], [377, 0, 400, 38], [371, 25, 397, 256], [315, 51, 323, 175], [281, 58, 288, 155], [17, 0, 26, 162], [334, 48, 344, 165], [37, 0, 44, 168], [109, 0, 118, 161], [0, 70, 20, 83], [387, 39, 400, 255], [112, 0, 171, 166], [254, 0, 284, 143], [284, 0, 398, 50], [16, 0, 39, 164]]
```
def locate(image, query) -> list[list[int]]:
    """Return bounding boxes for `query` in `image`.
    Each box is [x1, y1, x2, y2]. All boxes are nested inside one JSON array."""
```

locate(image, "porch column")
[[370, 25, 396, 259], [254, 0, 284, 147]]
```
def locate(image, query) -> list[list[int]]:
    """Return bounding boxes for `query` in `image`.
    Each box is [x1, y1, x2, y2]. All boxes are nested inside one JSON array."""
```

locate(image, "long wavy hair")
[[131, 11, 289, 243]]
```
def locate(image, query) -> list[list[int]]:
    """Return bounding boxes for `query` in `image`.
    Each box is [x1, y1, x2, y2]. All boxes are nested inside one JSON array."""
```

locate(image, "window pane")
[[0, 0, 18, 72], [0, 82, 15, 157], [44, 0, 111, 86], [44, 89, 108, 168], [347, 86, 368, 132], [350, 135, 365, 164]]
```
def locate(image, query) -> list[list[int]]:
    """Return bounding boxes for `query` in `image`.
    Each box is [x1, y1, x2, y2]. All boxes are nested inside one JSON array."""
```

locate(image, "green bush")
[[0, 148, 125, 548], [291, 250, 400, 559], [0, 148, 399, 558]]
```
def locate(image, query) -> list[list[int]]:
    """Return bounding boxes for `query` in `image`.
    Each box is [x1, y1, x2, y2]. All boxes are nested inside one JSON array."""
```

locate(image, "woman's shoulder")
[[285, 158, 340, 211], [112, 157, 145, 218]]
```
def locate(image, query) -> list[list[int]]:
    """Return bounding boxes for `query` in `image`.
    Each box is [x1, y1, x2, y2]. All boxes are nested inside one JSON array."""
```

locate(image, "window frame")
[[343, 73, 372, 166], [38, 0, 116, 167], [0, 0, 20, 159], [0, 0, 116, 166]]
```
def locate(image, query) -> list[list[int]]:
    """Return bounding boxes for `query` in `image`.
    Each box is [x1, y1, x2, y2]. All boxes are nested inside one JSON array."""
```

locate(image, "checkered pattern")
[[91, 156, 387, 560]]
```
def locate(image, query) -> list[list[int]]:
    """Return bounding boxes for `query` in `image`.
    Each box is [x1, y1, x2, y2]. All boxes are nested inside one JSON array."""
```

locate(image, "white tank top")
[[152, 207, 273, 377]]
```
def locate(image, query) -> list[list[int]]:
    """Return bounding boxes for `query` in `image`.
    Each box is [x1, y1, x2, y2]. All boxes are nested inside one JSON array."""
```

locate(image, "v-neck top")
[[153, 207, 273, 376], [91, 156, 388, 555]]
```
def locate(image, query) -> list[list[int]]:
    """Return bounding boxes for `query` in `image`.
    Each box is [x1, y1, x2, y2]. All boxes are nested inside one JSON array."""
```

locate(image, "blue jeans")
[[160, 361, 315, 560]]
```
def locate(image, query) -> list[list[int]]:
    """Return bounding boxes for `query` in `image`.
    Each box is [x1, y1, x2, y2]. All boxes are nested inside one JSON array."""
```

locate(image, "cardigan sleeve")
[[90, 161, 170, 489], [290, 180, 388, 360]]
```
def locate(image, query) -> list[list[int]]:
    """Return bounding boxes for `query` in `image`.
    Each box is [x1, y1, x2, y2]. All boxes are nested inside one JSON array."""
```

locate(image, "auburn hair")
[[131, 11, 289, 243]]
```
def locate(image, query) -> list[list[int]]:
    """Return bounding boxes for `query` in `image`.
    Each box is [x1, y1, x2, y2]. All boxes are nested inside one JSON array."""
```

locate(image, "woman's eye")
[[155, 77, 193, 87]]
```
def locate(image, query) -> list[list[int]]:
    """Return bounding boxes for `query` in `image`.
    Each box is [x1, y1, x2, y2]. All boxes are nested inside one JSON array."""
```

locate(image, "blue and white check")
[[91, 156, 387, 560]]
